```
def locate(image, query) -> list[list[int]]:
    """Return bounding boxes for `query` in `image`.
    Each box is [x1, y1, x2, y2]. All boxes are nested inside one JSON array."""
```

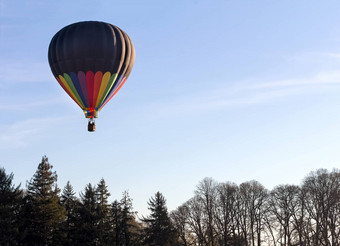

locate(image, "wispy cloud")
[[321, 52, 340, 60], [0, 60, 53, 84], [0, 116, 68, 149], [0, 97, 65, 111], [247, 70, 340, 89], [0, 59, 65, 111], [145, 69, 340, 118], [287, 51, 340, 61]]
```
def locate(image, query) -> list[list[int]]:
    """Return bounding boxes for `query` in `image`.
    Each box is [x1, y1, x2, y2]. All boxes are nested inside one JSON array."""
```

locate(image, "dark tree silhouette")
[[23, 156, 65, 245], [111, 191, 142, 245], [61, 181, 80, 245], [120, 191, 141, 245], [142, 192, 177, 246], [0, 167, 22, 245], [195, 177, 218, 246], [171, 204, 190, 246], [111, 199, 123, 245], [215, 182, 239, 246], [77, 183, 99, 245], [302, 169, 340, 246], [268, 184, 300, 246], [3, 156, 340, 246], [96, 178, 112, 244]]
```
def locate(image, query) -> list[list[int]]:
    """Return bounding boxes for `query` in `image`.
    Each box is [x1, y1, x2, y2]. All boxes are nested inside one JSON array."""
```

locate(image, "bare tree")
[[262, 201, 277, 246], [185, 196, 208, 246], [239, 181, 267, 246], [327, 170, 340, 246], [214, 182, 239, 245], [171, 204, 195, 246], [268, 184, 300, 246], [168, 171, 340, 246], [302, 169, 340, 246], [195, 178, 218, 245]]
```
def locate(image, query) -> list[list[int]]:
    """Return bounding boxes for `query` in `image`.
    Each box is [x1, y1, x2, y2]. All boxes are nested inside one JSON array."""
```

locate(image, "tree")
[[171, 204, 190, 246], [112, 191, 142, 245], [61, 181, 80, 245], [214, 182, 240, 246], [291, 186, 308, 246], [96, 178, 112, 244], [238, 180, 267, 246], [0, 167, 22, 245], [23, 156, 65, 245], [195, 178, 218, 246], [111, 199, 123, 245], [302, 169, 340, 246], [120, 191, 141, 245], [268, 184, 300, 246], [77, 183, 99, 245], [142, 192, 177, 245], [185, 195, 208, 246]]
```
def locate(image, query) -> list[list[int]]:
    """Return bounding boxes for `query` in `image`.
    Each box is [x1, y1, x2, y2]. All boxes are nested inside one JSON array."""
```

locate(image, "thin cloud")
[[0, 116, 68, 149], [246, 70, 340, 90], [144, 70, 340, 118], [0, 60, 53, 84], [322, 53, 340, 59], [287, 52, 340, 63], [0, 97, 65, 111], [149, 87, 303, 117]]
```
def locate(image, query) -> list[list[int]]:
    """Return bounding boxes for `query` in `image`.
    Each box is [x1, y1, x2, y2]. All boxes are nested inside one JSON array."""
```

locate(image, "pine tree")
[[96, 178, 111, 244], [23, 156, 65, 245], [142, 192, 177, 246], [111, 199, 123, 245], [120, 191, 141, 245], [111, 192, 142, 246], [61, 181, 80, 245], [77, 183, 99, 245], [0, 167, 22, 245]]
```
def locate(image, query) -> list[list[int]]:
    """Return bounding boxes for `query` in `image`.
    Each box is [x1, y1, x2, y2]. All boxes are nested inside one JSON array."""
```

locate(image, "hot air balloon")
[[48, 21, 135, 132]]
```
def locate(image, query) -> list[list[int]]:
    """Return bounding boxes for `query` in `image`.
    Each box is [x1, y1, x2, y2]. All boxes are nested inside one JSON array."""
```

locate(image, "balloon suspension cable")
[[88, 118, 96, 132]]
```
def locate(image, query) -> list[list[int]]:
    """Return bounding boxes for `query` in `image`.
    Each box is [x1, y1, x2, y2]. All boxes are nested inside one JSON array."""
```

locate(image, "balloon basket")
[[88, 119, 95, 132]]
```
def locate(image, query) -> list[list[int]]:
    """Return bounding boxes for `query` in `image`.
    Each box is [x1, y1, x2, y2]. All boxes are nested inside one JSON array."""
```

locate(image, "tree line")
[[170, 170, 340, 246], [0, 156, 176, 245], [1, 156, 340, 246]]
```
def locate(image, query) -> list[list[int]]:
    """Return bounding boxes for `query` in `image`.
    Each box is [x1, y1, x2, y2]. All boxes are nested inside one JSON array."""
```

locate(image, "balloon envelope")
[[48, 21, 135, 118]]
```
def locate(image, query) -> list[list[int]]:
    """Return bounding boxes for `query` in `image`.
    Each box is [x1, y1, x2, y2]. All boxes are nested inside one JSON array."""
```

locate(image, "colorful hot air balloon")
[[48, 21, 135, 131]]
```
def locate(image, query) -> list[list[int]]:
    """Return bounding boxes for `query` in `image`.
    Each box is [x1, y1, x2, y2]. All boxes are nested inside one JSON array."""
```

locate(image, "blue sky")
[[1, 0, 340, 216]]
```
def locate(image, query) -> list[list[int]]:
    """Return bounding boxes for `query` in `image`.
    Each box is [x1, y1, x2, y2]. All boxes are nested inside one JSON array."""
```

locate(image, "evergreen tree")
[[96, 178, 112, 244], [111, 192, 142, 246], [77, 183, 99, 245], [111, 199, 123, 245], [142, 192, 177, 246], [120, 191, 142, 245], [0, 167, 22, 245], [61, 181, 80, 245], [23, 156, 65, 245]]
